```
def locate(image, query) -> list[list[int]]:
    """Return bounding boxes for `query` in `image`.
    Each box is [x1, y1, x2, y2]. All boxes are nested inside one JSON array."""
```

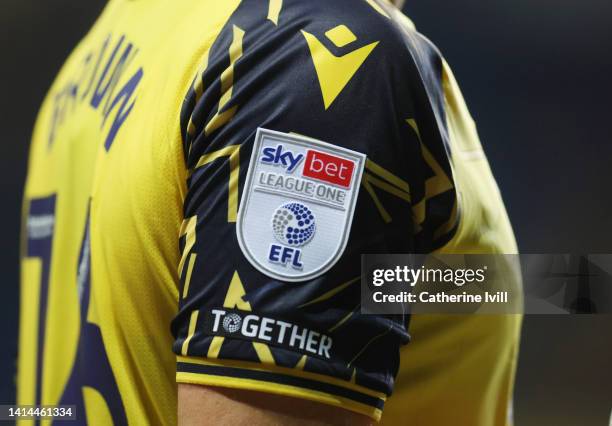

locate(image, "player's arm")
[[171, 3, 433, 424], [178, 385, 371, 426]]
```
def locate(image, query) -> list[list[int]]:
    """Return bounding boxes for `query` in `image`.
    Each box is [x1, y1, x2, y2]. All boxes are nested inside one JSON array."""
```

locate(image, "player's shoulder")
[[301, 0, 417, 42], [181, 0, 442, 159], [219, 0, 435, 72]]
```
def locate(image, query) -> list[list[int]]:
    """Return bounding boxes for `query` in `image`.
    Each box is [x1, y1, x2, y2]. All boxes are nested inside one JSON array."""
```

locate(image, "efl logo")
[[303, 150, 355, 188]]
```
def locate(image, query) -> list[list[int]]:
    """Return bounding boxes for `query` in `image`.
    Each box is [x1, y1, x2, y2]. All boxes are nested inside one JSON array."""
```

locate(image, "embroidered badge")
[[237, 128, 366, 282]]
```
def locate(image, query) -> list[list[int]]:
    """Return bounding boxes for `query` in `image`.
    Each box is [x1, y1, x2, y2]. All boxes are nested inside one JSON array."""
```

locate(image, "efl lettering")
[[292, 251, 303, 269], [268, 245, 282, 263], [268, 245, 303, 270]]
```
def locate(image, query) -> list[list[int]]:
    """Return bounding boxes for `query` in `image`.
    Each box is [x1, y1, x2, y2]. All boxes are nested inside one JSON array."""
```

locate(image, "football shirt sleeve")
[[171, 2, 456, 420]]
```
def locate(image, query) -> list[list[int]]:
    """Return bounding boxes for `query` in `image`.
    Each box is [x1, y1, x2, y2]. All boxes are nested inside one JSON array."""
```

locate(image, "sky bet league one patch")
[[237, 128, 366, 282]]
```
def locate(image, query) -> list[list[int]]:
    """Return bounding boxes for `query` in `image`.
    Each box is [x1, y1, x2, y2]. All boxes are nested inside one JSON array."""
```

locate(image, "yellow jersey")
[[19, 0, 521, 424]]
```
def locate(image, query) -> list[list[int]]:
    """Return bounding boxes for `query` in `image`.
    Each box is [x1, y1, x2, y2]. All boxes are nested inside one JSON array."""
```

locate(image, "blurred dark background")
[[1, 1, 611, 425]]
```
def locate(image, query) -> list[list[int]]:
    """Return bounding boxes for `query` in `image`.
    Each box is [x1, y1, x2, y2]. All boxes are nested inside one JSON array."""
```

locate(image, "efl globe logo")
[[272, 203, 316, 247]]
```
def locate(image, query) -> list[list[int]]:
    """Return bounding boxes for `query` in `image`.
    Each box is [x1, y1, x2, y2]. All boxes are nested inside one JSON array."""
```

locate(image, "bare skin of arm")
[[178, 384, 373, 426]]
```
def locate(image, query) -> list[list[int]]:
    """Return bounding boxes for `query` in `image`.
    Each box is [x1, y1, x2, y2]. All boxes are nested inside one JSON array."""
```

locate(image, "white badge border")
[[236, 128, 367, 282]]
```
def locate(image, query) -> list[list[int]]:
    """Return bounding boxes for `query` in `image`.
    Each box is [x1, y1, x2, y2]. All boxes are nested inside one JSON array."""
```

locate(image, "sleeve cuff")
[[176, 356, 385, 421]]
